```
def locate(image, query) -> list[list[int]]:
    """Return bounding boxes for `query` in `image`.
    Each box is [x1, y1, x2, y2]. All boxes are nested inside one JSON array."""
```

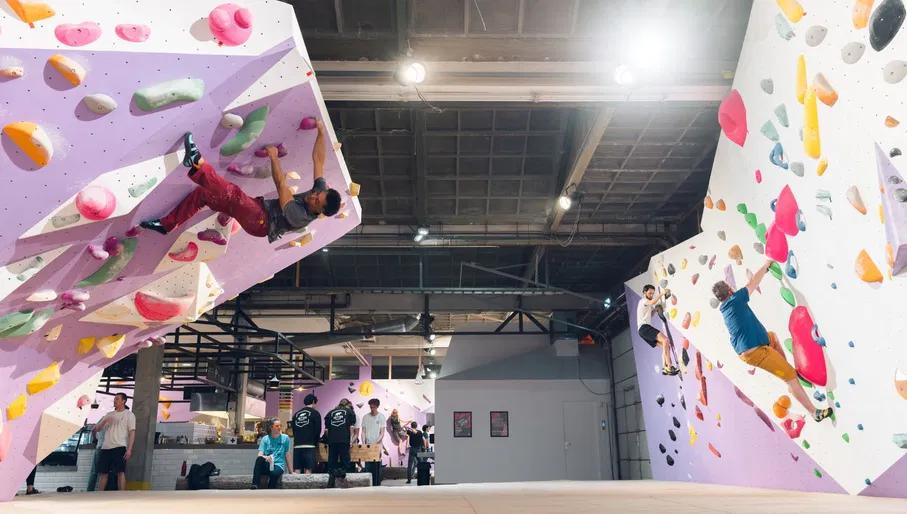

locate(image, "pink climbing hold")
[[217, 213, 233, 227], [764, 223, 789, 262], [134, 291, 193, 322], [681, 312, 692, 329], [755, 169, 763, 183], [115, 24, 150, 42], [782, 416, 805, 439], [77, 394, 91, 409], [231, 220, 241, 235], [299, 117, 318, 130], [198, 229, 228, 246], [789, 306, 828, 386], [718, 89, 748, 147], [86, 244, 109, 260], [774, 185, 800, 236], [54, 22, 102, 47], [254, 143, 287, 158], [75, 185, 116, 221], [126, 225, 142, 237], [168, 241, 199, 262], [103, 236, 121, 256], [208, 3, 253, 46], [61, 289, 89, 302]]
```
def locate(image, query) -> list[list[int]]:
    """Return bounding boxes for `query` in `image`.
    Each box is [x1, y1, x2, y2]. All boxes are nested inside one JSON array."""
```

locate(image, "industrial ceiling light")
[[428, 333, 436, 341], [269, 375, 279, 385], [396, 61, 427, 85], [413, 233, 425, 243], [614, 64, 635, 86], [429, 348, 436, 356], [321, 248, 329, 253], [558, 194, 573, 211], [417, 225, 430, 236], [602, 296, 612, 309]]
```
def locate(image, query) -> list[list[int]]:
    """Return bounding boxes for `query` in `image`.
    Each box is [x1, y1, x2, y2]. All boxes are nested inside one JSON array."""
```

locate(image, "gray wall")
[[610, 328, 652, 480]]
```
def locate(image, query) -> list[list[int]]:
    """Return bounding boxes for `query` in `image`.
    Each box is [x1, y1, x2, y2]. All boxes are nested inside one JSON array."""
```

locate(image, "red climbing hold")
[[695, 405, 704, 421], [774, 185, 800, 236], [765, 223, 790, 262], [783, 416, 806, 439], [708, 443, 722, 458], [789, 306, 828, 386], [718, 89, 748, 147]]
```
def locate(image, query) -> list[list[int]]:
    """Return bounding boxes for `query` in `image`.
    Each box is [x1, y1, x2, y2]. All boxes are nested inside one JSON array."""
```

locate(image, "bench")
[[175, 472, 372, 490]]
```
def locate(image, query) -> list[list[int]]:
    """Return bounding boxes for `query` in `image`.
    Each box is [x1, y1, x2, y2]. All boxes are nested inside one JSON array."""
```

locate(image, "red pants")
[[161, 162, 269, 237]]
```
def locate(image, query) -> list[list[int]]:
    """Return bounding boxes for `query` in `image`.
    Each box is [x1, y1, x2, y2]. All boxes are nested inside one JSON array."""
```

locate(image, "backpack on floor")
[[186, 461, 219, 490]]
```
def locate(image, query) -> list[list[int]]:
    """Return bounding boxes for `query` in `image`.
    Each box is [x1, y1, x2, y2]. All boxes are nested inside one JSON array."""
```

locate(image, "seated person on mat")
[[251, 418, 293, 489], [637, 284, 679, 376], [141, 121, 341, 243]]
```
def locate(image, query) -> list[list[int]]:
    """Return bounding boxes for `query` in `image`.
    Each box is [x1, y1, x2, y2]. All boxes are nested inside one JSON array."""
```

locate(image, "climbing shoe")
[[662, 366, 680, 376], [814, 407, 833, 422], [182, 132, 201, 169], [140, 219, 168, 235]]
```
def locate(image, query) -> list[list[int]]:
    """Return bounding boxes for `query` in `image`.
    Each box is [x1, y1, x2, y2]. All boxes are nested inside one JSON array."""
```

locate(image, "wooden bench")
[[175, 472, 372, 490]]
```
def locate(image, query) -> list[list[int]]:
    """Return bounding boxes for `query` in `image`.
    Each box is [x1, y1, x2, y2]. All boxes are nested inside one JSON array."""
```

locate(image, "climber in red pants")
[[141, 122, 341, 243]]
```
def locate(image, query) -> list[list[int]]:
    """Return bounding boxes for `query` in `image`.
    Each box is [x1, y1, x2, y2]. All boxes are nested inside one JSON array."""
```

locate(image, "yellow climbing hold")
[[2, 122, 53, 168], [77, 336, 96, 355], [816, 157, 828, 176], [689, 424, 699, 446], [670, 308, 678, 319], [796, 55, 807, 105], [880, 204, 885, 224], [692, 311, 701, 327], [349, 182, 361, 197], [681, 258, 688, 270], [6, 0, 55, 27], [6, 394, 26, 420], [97, 334, 125, 358], [855, 249, 883, 283], [48, 54, 86, 87], [804, 86, 821, 159], [26, 362, 60, 395], [777, 0, 805, 22], [44, 323, 62, 341]]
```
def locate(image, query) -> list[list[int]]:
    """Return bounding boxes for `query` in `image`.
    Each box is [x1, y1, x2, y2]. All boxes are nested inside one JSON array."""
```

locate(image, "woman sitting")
[[251, 418, 293, 489]]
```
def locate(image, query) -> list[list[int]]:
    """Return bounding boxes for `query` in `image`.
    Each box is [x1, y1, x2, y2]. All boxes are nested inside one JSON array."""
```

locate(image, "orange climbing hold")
[[855, 249, 883, 283], [885, 115, 900, 127], [814, 73, 838, 107], [777, 0, 806, 22], [773, 395, 792, 418], [728, 244, 743, 264], [716, 199, 726, 211], [853, 0, 875, 29], [6, 0, 55, 27], [704, 196, 714, 209]]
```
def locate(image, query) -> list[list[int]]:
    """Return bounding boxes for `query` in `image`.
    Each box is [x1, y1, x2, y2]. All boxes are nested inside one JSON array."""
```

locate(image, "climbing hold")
[[761, 120, 780, 141], [704, 196, 714, 209], [777, 0, 806, 22], [804, 87, 821, 159], [658, 443, 666, 453], [884, 61, 907, 85], [75, 185, 117, 221], [745, 213, 758, 228], [666, 455, 674, 466], [656, 394, 665, 406], [48, 54, 86, 86], [0, 307, 53, 338], [755, 169, 762, 183], [26, 362, 60, 395], [805, 25, 827, 46], [813, 73, 838, 106], [52, 214, 81, 228], [897, 188, 907, 201], [115, 24, 150, 42], [61, 289, 89, 303], [221, 105, 269, 156], [695, 406, 704, 421], [774, 104, 789, 128], [813, 390, 826, 401], [6, 0, 55, 27], [350, 182, 362, 197], [168, 241, 199, 262], [691, 273, 699, 285], [198, 228, 228, 246], [76, 237, 138, 287], [789, 306, 828, 386], [134, 291, 194, 322], [842, 433, 851, 443], [82, 94, 117, 115], [816, 205, 832, 220], [728, 244, 743, 264], [0, 310, 34, 333], [698, 255, 708, 265], [6, 395, 26, 421], [790, 161, 804, 177], [716, 199, 726, 211], [254, 143, 288, 158], [816, 189, 831, 202], [692, 311, 700, 327], [783, 417, 806, 438], [796, 55, 807, 104], [221, 112, 244, 130], [870, 0, 906, 51], [709, 298, 719, 309], [681, 312, 691, 330], [209, 3, 254, 46], [717, 231, 726, 241], [849, 377, 856, 385], [668, 429, 677, 441], [815, 158, 828, 176], [77, 336, 95, 355], [96, 334, 125, 358], [672, 417, 681, 429], [669, 308, 677, 319], [737, 203, 749, 214], [770, 142, 789, 169], [718, 89, 748, 147], [0, 66, 24, 78], [893, 148, 904, 158], [133, 78, 205, 112], [667, 263, 676, 275], [842, 41, 866, 65], [2, 121, 53, 167], [688, 424, 698, 446], [708, 255, 717, 270], [855, 249, 883, 282], [26, 289, 56, 303], [765, 224, 789, 263], [760, 78, 774, 94], [128, 176, 158, 198], [299, 117, 318, 130], [780, 287, 795, 306], [44, 323, 62, 341], [54, 21, 102, 46], [786, 251, 799, 278], [847, 186, 867, 214], [775, 13, 796, 40], [775, 187, 798, 237], [855, 0, 876, 28]]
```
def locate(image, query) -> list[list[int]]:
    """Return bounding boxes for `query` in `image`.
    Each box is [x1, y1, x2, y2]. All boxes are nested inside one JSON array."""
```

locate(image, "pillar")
[[231, 363, 248, 436], [125, 344, 164, 490]]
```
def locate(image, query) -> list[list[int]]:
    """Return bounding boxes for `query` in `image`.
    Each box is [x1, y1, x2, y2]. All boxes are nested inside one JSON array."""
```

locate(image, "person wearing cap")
[[290, 393, 322, 474]]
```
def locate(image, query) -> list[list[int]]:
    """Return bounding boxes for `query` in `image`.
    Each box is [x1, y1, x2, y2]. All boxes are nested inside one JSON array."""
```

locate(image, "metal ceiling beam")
[[313, 61, 731, 103]]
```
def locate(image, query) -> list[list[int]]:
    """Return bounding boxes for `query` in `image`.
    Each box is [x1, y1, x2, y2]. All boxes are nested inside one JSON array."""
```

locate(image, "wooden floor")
[[7, 480, 907, 513]]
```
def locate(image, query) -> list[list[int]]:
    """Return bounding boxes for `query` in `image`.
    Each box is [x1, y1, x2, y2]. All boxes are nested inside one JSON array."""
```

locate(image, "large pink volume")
[[764, 223, 789, 262], [718, 89, 748, 147], [788, 306, 828, 386], [774, 185, 800, 236]]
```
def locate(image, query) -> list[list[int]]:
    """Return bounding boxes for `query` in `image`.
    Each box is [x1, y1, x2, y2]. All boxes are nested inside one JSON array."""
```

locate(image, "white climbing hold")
[[805, 25, 828, 46], [27, 289, 57, 302], [83, 94, 117, 115], [760, 79, 774, 94], [842, 42, 866, 64], [790, 162, 804, 177], [884, 61, 907, 84], [0, 67, 24, 78], [221, 112, 244, 130]]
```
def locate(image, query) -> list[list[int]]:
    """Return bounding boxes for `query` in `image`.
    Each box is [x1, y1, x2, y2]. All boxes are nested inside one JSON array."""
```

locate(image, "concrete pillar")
[[125, 344, 164, 490], [231, 363, 248, 436]]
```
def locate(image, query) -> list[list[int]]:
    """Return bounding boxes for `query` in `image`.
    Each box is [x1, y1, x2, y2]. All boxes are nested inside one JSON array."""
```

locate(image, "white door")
[[563, 401, 609, 480]]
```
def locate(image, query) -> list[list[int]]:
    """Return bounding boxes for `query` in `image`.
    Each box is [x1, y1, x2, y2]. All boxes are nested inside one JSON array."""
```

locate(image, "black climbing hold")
[[659, 443, 667, 454], [670, 403, 675, 408], [680, 395, 686, 410], [889, 175, 904, 184], [668, 429, 677, 441], [672, 417, 681, 429], [674, 449, 678, 454], [891, 147, 902, 158], [667, 263, 676, 275], [682, 348, 690, 367], [871, 0, 906, 51], [666, 455, 675, 466], [656, 394, 665, 407], [895, 188, 907, 202]]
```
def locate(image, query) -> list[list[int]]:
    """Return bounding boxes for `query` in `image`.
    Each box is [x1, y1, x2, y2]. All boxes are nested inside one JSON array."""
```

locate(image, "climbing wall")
[[625, 0, 907, 498], [0, 0, 362, 500]]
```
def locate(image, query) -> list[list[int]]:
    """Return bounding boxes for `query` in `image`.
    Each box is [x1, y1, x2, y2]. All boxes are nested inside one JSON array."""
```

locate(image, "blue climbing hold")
[[817, 337, 826, 347], [857, 424, 864, 430], [770, 142, 789, 169], [865, 478, 872, 486], [796, 211, 806, 232], [848, 340, 855, 347], [835, 401, 841, 408], [848, 378, 856, 385], [831, 283, 837, 289], [770, 199, 778, 212]]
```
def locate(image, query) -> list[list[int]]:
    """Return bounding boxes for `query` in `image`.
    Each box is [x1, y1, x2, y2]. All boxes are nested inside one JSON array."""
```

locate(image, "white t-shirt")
[[637, 298, 657, 329], [359, 411, 386, 445], [99, 409, 136, 449]]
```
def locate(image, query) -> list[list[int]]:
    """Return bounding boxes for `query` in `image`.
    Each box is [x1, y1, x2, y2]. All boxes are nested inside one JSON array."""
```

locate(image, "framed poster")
[[453, 411, 472, 438], [490, 411, 509, 437]]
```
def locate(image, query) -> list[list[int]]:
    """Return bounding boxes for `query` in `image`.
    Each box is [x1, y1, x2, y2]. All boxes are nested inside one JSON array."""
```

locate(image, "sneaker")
[[182, 132, 201, 169], [406, 479, 411, 484], [661, 366, 680, 376], [814, 407, 833, 422], [140, 219, 168, 235], [26, 488, 41, 495]]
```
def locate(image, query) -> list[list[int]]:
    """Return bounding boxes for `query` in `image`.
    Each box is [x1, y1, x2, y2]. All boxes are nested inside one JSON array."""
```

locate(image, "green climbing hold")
[[784, 338, 793, 353], [756, 223, 767, 244], [842, 433, 850, 443], [77, 237, 138, 288], [814, 468, 822, 478], [0, 309, 36, 333], [133, 78, 205, 112], [745, 212, 758, 228], [799, 376, 813, 388], [780, 287, 795, 306], [128, 176, 158, 198], [220, 105, 269, 156], [0, 307, 54, 338], [827, 391, 835, 401], [769, 262, 783, 280], [803, 440, 811, 449], [737, 203, 748, 214]]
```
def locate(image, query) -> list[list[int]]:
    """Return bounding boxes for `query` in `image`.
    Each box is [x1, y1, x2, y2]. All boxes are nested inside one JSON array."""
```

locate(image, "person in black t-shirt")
[[404, 421, 424, 484], [324, 398, 356, 487], [290, 394, 322, 474]]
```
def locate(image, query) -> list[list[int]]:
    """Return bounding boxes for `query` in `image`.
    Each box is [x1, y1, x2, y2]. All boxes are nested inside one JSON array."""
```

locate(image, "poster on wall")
[[453, 411, 472, 438], [490, 411, 509, 437]]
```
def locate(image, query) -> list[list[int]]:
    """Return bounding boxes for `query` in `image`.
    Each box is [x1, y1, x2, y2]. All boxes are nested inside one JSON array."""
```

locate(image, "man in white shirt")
[[358, 398, 386, 486], [637, 284, 679, 376], [91, 393, 136, 492]]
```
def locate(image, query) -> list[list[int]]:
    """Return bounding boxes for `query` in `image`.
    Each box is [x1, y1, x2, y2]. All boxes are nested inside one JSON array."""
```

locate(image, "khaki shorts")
[[739, 345, 796, 381]]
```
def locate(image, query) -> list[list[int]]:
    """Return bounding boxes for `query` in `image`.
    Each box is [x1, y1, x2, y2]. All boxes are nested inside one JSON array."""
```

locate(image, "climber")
[[140, 121, 341, 243], [712, 260, 833, 423], [637, 285, 679, 376]]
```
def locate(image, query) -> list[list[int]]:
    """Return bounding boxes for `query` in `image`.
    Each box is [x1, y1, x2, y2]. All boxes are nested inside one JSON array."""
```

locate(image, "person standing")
[[91, 393, 136, 492], [23, 466, 39, 495], [251, 418, 293, 489], [290, 394, 322, 474], [324, 399, 356, 488], [358, 398, 386, 486], [404, 422, 424, 484]]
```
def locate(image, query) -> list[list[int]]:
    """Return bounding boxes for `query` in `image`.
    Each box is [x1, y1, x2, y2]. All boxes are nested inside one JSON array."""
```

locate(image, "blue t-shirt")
[[258, 434, 291, 471], [719, 288, 769, 355]]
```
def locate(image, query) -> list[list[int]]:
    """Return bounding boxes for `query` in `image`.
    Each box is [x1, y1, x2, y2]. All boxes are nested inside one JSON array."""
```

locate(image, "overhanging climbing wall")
[[625, 0, 907, 498], [0, 0, 362, 500]]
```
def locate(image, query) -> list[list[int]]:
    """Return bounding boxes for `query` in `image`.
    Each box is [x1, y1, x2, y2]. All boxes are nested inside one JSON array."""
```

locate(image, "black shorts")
[[97, 446, 127, 474], [638, 324, 661, 348], [294, 447, 316, 471]]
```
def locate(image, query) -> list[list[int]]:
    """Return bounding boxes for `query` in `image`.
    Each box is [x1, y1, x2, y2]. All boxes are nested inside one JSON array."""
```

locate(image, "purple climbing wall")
[[0, 1, 361, 500]]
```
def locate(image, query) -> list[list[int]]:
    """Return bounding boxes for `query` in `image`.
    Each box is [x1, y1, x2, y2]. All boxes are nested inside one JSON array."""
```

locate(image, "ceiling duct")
[[289, 315, 421, 350]]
